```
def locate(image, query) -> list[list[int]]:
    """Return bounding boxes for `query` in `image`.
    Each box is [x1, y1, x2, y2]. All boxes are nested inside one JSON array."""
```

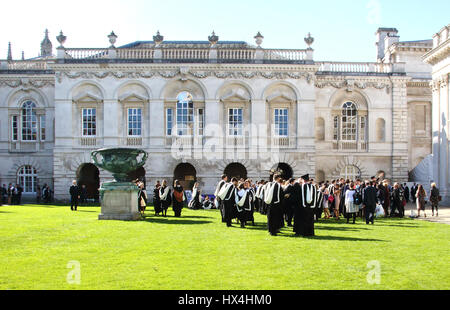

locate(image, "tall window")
[[21, 101, 38, 141], [228, 108, 243, 136], [17, 165, 37, 193], [333, 116, 339, 140], [12, 115, 18, 141], [82, 108, 96, 136], [274, 108, 288, 136], [341, 165, 361, 180], [341, 102, 357, 141], [360, 116, 366, 142], [127, 108, 142, 136], [176, 92, 194, 136], [197, 108, 204, 136], [40, 115, 46, 141], [166, 108, 173, 136]]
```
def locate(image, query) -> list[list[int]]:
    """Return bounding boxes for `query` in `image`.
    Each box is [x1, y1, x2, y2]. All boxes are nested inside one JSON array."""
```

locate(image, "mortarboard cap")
[[301, 174, 310, 181]]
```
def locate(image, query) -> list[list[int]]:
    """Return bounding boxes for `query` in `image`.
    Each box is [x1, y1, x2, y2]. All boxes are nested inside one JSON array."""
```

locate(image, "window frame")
[[175, 92, 194, 137], [127, 107, 142, 137], [17, 165, 38, 194], [21, 101, 38, 141], [81, 108, 97, 137], [228, 107, 244, 137], [273, 108, 289, 137]]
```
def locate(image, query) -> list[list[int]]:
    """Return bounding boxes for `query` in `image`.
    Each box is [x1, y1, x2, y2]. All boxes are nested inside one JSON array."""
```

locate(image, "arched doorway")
[[224, 163, 247, 180], [341, 165, 361, 181], [127, 167, 146, 189], [77, 163, 100, 201], [174, 163, 197, 190], [270, 163, 293, 181]]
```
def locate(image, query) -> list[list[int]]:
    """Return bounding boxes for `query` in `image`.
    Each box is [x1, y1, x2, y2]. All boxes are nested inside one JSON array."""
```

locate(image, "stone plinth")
[[98, 182, 140, 221]]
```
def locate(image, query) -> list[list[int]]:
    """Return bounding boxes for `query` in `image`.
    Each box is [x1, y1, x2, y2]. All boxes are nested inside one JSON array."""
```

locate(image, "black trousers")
[[70, 197, 79, 210], [365, 205, 376, 224]]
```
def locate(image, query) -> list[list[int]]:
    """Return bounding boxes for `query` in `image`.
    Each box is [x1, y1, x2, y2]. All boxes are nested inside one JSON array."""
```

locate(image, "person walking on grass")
[[363, 180, 377, 225], [429, 183, 440, 217], [138, 182, 148, 216], [345, 182, 358, 224], [69, 180, 80, 211], [159, 180, 171, 217], [172, 180, 186, 218], [416, 184, 427, 218]]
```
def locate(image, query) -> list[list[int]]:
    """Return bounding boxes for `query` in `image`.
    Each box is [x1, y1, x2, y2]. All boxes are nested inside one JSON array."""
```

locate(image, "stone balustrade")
[[317, 61, 394, 73]]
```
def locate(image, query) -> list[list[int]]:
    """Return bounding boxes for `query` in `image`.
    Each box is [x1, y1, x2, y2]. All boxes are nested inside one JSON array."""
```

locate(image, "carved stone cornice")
[[0, 77, 55, 88], [315, 77, 392, 94], [53, 64, 317, 83]]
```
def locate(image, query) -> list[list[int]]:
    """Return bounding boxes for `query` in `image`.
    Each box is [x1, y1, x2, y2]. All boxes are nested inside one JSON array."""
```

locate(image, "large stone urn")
[[91, 148, 148, 221]]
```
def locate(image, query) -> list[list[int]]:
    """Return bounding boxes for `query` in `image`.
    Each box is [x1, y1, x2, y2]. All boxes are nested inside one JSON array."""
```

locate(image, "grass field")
[[0, 204, 449, 290]]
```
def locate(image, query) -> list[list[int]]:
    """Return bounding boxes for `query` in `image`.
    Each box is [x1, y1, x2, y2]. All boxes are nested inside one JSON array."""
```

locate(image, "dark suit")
[[70, 185, 80, 211], [363, 185, 377, 224]]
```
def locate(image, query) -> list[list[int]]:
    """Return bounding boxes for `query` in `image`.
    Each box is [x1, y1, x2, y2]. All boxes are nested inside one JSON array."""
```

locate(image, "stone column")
[[54, 99, 73, 147], [391, 78, 410, 182], [251, 99, 266, 155], [439, 75, 449, 197], [431, 80, 441, 188]]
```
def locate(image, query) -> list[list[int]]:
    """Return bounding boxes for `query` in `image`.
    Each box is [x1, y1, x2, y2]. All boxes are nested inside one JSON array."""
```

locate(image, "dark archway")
[[270, 163, 293, 181], [127, 167, 146, 189], [76, 163, 100, 201], [174, 163, 197, 190], [224, 163, 247, 180]]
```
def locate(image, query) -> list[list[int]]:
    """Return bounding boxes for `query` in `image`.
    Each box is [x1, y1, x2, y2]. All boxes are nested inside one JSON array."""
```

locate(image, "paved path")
[[404, 202, 450, 225]]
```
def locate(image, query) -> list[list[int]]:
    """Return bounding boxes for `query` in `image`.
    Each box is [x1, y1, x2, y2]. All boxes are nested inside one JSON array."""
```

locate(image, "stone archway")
[[270, 162, 293, 181], [76, 163, 100, 201], [224, 163, 247, 180], [174, 163, 197, 190]]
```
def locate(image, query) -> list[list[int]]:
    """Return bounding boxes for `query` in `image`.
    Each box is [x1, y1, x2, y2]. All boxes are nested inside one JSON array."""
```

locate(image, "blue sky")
[[1, 0, 449, 62]]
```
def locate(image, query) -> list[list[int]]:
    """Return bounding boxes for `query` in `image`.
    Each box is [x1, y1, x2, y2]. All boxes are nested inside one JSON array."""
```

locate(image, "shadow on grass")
[[142, 215, 213, 225]]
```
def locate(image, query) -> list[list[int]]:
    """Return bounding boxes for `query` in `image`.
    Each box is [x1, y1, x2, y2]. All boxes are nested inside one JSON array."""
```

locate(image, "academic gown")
[[215, 180, 227, 222], [283, 184, 295, 226], [222, 184, 237, 225], [172, 186, 185, 217], [315, 190, 324, 220], [153, 187, 162, 214], [159, 186, 172, 212], [236, 189, 254, 225], [294, 183, 317, 236], [266, 182, 284, 235], [188, 188, 202, 209]]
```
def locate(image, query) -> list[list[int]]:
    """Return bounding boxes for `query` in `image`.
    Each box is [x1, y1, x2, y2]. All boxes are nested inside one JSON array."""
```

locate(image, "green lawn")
[[0, 204, 449, 290]]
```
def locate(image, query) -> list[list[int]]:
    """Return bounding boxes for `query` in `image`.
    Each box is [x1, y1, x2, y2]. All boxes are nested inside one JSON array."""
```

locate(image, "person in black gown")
[[188, 182, 202, 209], [265, 174, 284, 236], [172, 180, 185, 217], [159, 180, 172, 217], [153, 181, 162, 216], [293, 174, 318, 237], [214, 175, 228, 223], [218, 177, 238, 227], [283, 178, 296, 227]]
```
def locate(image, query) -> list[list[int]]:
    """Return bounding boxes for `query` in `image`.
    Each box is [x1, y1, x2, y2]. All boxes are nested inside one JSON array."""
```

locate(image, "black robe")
[[153, 186, 162, 214], [266, 182, 284, 235], [293, 183, 317, 237], [188, 188, 202, 209], [222, 184, 237, 225], [315, 190, 324, 220], [283, 184, 295, 225], [235, 189, 254, 224], [172, 186, 185, 217], [215, 180, 227, 222], [159, 186, 172, 212]]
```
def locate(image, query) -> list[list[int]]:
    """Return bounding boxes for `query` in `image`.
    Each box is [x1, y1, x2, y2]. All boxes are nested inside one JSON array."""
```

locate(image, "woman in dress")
[[172, 180, 186, 217], [137, 182, 148, 216], [429, 183, 440, 217], [345, 182, 358, 224], [416, 184, 427, 218], [188, 182, 202, 210], [159, 180, 172, 217], [153, 181, 162, 216]]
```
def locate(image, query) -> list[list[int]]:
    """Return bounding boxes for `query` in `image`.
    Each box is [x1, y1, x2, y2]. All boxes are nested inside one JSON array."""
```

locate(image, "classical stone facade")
[[0, 28, 436, 201], [423, 24, 450, 205]]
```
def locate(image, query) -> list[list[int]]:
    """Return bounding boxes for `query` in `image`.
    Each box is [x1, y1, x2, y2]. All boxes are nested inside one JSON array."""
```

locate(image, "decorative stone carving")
[[0, 78, 55, 88]]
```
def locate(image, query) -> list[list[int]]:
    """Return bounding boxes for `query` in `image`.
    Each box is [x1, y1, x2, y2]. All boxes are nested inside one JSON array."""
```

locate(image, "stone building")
[[0, 28, 437, 201], [423, 24, 450, 205]]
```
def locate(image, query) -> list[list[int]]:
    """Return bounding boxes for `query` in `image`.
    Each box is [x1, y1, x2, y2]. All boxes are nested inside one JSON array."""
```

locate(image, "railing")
[[271, 136, 296, 148], [225, 136, 247, 148], [64, 48, 109, 59], [126, 137, 143, 146], [79, 137, 98, 147], [264, 49, 307, 61], [116, 49, 154, 59], [333, 140, 368, 152], [5, 60, 51, 70], [162, 48, 209, 60], [218, 49, 256, 61], [318, 62, 393, 73]]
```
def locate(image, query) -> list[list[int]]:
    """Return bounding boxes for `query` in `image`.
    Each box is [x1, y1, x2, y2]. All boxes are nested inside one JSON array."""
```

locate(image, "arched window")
[[341, 165, 361, 180], [21, 101, 38, 141], [176, 92, 194, 136], [17, 165, 38, 193], [341, 102, 357, 141]]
